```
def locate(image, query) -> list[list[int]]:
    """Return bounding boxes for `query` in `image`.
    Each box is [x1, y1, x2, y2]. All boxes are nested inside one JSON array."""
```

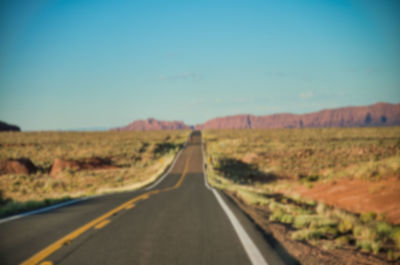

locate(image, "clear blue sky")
[[1, 0, 399, 130]]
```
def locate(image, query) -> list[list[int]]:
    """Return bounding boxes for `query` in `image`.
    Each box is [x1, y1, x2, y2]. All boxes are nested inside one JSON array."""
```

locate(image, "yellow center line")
[[171, 149, 192, 189], [125, 204, 135, 210], [159, 149, 192, 192], [94, 219, 111, 230], [39, 262, 52, 265], [20, 148, 193, 265]]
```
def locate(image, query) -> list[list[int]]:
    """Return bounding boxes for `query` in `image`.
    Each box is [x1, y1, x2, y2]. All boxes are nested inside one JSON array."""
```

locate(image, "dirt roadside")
[[225, 191, 397, 265]]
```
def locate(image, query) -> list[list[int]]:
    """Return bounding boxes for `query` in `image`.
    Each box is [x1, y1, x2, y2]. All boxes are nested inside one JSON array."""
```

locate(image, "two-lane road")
[[0, 131, 291, 265]]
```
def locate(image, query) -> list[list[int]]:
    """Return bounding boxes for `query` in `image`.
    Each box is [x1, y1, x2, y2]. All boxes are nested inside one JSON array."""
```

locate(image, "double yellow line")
[[21, 150, 192, 265]]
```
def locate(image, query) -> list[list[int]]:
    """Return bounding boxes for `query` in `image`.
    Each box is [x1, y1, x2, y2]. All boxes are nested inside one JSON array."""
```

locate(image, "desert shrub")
[[356, 239, 382, 254], [311, 216, 338, 229], [316, 202, 329, 215], [336, 211, 357, 233], [292, 207, 313, 215], [356, 240, 373, 253], [293, 214, 337, 229], [291, 228, 324, 241], [269, 209, 285, 222], [387, 250, 400, 261], [371, 241, 382, 254], [338, 219, 354, 234], [299, 175, 319, 183], [318, 226, 339, 238], [294, 215, 316, 229], [0, 190, 11, 206], [269, 201, 281, 211], [281, 214, 295, 224], [361, 212, 377, 223], [376, 222, 392, 238], [353, 225, 377, 241], [152, 142, 180, 157], [393, 228, 400, 250], [237, 190, 270, 206], [335, 235, 351, 247], [387, 250, 394, 260]]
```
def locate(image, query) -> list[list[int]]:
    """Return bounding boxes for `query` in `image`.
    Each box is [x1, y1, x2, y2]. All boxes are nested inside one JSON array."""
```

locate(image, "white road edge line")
[[201, 137, 269, 265], [0, 197, 91, 225], [145, 134, 189, 190]]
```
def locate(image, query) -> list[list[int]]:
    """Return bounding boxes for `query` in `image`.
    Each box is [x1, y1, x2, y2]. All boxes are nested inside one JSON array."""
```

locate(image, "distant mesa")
[[194, 102, 400, 130], [112, 118, 191, 131], [0, 121, 20, 132], [112, 102, 400, 131]]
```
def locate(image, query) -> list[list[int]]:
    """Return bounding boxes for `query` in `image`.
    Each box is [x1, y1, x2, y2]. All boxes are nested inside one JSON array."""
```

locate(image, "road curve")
[[0, 131, 292, 265]]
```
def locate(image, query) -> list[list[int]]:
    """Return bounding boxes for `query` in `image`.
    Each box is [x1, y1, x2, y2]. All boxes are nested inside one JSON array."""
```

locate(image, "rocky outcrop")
[[195, 102, 400, 129], [112, 118, 191, 131], [50, 157, 115, 176], [0, 158, 37, 175], [0, 121, 20, 132]]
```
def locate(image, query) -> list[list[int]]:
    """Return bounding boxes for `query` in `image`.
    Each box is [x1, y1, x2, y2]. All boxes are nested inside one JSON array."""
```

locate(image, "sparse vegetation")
[[203, 127, 400, 261], [0, 194, 72, 218], [204, 127, 400, 182], [0, 130, 190, 216]]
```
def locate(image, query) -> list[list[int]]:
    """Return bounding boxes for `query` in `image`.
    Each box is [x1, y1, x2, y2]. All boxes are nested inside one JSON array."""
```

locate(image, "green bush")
[[318, 226, 339, 238], [269, 209, 285, 222], [336, 211, 357, 233], [371, 241, 382, 255], [281, 214, 295, 224], [376, 222, 392, 238], [338, 219, 354, 234], [335, 235, 350, 247], [356, 240, 372, 253], [356, 239, 381, 254], [310, 216, 337, 229], [316, 202, 328, 215], [293, 215, 316, 229], [291, 228, 324, 241], [360, 212, 377, 223], [392, 228, 400, 250], [387, 250, 400, 261]]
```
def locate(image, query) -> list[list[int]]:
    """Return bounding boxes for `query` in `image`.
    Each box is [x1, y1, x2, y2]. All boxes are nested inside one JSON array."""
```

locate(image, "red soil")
[[296, 177, 400, 224], [50, 157, 115, 176]]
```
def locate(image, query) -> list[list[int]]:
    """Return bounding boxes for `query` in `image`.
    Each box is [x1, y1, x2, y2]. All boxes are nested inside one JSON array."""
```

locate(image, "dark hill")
[[0, 121, 20, 132]]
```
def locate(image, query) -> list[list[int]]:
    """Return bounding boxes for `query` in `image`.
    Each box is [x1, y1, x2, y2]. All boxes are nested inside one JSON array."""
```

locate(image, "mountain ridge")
[[112, 102, 400, 131], [112, 118, 191, 131]]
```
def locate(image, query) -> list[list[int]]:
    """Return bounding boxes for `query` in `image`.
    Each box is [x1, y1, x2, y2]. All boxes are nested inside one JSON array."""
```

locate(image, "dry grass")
[[204, 127, 400, 182], [0, 130, 190, 216], [203, 127, 400, 261]]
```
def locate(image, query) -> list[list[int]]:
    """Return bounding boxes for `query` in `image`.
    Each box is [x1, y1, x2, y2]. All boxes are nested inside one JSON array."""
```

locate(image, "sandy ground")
[[295, 177, 400, 224]]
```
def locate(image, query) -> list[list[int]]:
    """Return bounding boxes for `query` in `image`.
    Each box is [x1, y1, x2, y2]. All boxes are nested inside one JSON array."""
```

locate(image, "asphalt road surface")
[[0, 131, 294, 265]]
